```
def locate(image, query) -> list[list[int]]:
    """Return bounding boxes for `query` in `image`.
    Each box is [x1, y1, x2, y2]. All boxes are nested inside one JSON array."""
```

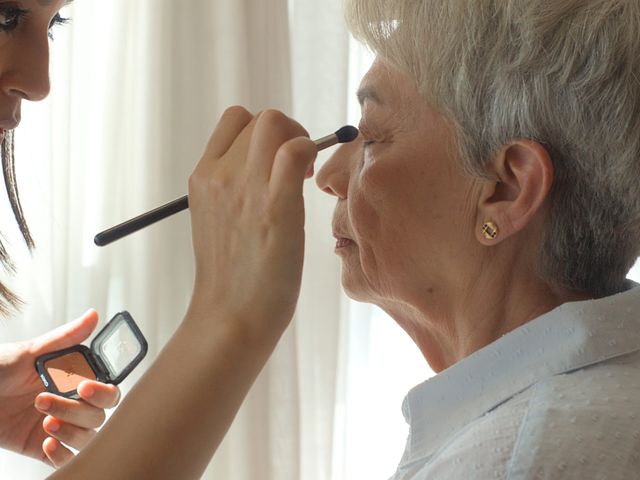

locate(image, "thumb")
[[29, 309, 99, 356]]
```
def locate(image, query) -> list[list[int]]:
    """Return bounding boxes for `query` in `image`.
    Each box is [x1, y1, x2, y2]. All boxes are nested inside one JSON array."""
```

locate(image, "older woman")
[[313, 0, 640, 478]]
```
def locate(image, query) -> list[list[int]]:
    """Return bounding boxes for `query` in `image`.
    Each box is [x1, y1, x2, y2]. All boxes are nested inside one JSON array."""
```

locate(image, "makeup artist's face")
[[0, 0, 68, 143], [316, 58, 480, 307]]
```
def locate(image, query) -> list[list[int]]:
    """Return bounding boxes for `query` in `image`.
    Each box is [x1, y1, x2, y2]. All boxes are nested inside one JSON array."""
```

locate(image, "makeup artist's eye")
[[0, 7, 69, 38], [0, 6, 28, 33], [48, 13, 69, 39]]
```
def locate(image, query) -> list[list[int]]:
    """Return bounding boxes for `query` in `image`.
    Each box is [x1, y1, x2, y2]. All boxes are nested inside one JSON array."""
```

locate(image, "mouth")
[[335, 238, 354, 249], [332, 206, 355, 250], [333, 232, 355, 250]]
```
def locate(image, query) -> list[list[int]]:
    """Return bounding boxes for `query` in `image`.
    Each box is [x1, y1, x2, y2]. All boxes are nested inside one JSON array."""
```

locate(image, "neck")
[[379, 253, 593, 373]]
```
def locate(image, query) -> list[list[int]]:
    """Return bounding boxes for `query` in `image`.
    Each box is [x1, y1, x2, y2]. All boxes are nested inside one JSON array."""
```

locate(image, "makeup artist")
[[3, 0, 640, 479], [0, 1, 121, 470]]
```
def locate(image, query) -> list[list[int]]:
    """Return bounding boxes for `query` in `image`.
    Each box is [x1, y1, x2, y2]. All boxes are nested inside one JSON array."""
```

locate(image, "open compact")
[[35, 311, 148, 399]]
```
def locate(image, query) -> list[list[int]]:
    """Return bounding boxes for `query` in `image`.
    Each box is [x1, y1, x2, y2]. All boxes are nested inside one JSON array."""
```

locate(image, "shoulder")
[[507, 350, 640, 479], [398, 352, 640, 479]]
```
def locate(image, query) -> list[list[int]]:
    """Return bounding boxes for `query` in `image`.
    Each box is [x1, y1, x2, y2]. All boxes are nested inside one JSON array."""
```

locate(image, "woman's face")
[[316, 58, 482, 308], [0, 0, 68, 143]]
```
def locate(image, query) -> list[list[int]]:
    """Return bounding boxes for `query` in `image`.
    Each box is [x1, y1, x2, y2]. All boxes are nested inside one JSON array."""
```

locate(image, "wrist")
[[184, 289, 292, 351], [0, 341, 28, 370]]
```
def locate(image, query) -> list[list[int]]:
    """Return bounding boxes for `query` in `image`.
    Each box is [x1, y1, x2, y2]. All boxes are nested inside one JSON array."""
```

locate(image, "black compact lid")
[[90, 311, 148, 384]]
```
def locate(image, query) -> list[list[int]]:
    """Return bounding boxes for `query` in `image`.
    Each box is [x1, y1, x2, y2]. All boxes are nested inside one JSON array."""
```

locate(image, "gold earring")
[[482, 221, 499, 240]]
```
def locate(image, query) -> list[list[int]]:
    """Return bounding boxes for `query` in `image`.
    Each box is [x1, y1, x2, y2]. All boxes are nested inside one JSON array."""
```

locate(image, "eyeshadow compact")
[[35, 311, 148, 399]]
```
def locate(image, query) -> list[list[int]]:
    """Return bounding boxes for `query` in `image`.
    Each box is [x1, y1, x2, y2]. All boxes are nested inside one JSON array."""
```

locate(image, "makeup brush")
[[94, 125, 359, 246]]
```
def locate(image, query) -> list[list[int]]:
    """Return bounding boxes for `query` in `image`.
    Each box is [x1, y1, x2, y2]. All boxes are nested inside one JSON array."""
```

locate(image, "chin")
[[340, 269, 375, 303]]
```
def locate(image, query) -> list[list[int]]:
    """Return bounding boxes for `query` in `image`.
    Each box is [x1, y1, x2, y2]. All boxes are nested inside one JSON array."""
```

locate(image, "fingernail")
[[82, 385, 95, 398], [46, 419, 60, 432], [35, 396, 51, 411]]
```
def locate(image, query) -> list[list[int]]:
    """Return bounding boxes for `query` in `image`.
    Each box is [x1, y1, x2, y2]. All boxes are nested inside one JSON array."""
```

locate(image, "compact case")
[[35, 311, 148, 399]]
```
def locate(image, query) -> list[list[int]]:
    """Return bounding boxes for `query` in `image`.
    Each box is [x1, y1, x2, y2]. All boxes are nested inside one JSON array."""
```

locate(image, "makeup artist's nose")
[[316, 135, 361, 199], [1, 35, 51, 102]]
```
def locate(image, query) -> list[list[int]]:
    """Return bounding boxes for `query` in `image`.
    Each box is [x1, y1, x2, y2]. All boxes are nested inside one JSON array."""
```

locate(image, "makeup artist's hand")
[[188, 107, 317, 337], [0, 309, 121, 468]]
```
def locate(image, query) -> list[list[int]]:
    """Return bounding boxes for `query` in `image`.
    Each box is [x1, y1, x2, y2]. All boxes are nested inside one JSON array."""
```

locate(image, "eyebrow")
[[356, 85, 384, 107]]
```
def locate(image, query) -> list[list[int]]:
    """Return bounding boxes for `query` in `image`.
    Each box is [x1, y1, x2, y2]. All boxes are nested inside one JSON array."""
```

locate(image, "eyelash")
[[358, 118, 393, 147], [358, 124, 373, 145], [359, 127, 387, 149], [49, 13, 69, 38], [0, 7, 69, 39]]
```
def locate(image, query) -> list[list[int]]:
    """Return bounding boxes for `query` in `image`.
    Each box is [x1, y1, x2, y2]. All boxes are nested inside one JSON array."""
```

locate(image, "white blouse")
[[391, 281, 640, 479]]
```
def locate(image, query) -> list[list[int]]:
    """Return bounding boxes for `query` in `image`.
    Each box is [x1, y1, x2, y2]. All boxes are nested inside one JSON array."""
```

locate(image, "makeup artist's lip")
[[0, 120, 19, 143]]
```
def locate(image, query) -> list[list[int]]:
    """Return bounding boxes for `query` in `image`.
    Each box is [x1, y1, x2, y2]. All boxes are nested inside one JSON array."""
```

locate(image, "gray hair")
[[346, 0, 640, 297]]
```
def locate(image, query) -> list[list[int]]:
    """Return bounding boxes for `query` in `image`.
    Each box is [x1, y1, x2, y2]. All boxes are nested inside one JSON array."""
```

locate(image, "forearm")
[[47, 108, 313, 479], [48, 297, 287, 480]]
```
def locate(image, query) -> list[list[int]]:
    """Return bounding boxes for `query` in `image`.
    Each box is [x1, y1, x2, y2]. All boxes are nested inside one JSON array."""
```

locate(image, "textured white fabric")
[[390, 282, 640, 479]]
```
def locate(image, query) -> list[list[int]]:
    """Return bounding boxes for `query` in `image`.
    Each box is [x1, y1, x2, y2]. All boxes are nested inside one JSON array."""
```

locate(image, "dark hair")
[[1, 130, 34, 315]]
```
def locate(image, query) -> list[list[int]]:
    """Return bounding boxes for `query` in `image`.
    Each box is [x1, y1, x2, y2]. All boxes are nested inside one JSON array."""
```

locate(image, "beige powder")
[[46, 352, 97, 393]]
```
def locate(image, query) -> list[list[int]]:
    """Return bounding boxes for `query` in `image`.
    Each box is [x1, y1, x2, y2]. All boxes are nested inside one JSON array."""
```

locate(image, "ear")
[[476, 140, 553, 245]]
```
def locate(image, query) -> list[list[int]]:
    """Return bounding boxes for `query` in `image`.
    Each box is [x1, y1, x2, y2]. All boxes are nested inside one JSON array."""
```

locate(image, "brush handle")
[[94, 196, 189, 246], [94, 125, 358, 247]]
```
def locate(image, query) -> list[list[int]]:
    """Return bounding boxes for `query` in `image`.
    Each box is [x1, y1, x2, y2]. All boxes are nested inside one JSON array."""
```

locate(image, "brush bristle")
[[335, 125, 359, 143]]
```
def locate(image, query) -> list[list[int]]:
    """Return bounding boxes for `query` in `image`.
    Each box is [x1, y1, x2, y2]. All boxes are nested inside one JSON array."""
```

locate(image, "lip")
[[335, 238, 354, 249], [333, 231, 355, 250], [0, 114, 20, 144]]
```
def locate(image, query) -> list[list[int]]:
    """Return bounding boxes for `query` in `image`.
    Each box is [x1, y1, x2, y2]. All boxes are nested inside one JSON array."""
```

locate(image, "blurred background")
[[0, 1, 638, 479]]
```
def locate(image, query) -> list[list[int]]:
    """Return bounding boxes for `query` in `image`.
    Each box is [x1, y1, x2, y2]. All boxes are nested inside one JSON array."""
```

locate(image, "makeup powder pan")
[[35, 311, 148, 399]]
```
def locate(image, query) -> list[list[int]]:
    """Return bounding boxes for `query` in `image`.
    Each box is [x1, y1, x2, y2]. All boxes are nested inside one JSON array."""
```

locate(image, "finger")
[[270, 136, 318, 202], [42, 437, 74, 469], [305, 162, 315, 179], [247, 110, 309, 182], [204, 106, 254, 159], [77, 381, 121, 409], [35, 393, 106, 430], [43, 416, 96, 451], [29, 309, 99, 356]]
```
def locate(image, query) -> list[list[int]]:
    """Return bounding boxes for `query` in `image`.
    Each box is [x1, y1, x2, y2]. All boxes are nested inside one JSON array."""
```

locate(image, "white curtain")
[[0, 1, 431, 479]]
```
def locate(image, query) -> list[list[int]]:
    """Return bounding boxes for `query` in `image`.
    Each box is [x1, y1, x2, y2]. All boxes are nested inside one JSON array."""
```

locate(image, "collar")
[[399, 281, 640, 468]]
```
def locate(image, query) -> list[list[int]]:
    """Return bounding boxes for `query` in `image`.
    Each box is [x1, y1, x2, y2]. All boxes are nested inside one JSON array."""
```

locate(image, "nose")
[[315, 135, 362, 199], [1, 32, 51, 102]]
